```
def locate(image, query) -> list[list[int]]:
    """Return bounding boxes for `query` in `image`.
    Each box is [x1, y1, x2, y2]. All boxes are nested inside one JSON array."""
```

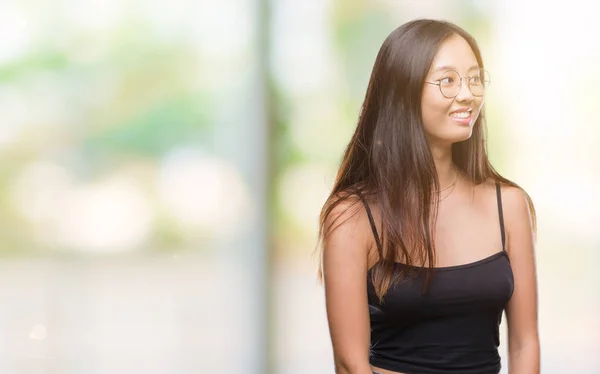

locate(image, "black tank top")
[[360, 183, 513, 374]]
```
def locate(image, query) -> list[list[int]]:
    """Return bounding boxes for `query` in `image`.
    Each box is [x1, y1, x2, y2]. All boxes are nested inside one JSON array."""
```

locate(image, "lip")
[[449, 107, 473, 115]]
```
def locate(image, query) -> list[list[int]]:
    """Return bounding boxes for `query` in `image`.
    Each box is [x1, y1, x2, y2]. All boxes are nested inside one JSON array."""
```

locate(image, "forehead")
[[428, 34, 479, 74]]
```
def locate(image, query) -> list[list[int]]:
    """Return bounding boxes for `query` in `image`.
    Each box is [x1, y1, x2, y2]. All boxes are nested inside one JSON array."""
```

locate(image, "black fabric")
[[355, 190, 383, 252], [363, 185, 513, 374], [496, 182, 506, 251]]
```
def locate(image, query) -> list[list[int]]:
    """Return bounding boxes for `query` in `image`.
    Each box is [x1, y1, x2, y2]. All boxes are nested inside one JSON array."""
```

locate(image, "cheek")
[[421, 96, 451, 130]]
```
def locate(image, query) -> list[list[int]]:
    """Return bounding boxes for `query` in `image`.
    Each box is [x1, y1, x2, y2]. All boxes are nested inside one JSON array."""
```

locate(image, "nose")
[[455, 78, 474, 103]]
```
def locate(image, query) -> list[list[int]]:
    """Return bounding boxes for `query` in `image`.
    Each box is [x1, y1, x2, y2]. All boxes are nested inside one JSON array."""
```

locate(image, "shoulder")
[[477, 178, 532, 217], [498, 183, 533, 222], [322, 193, 379, 271], [323, 193, 372, 245], [497, 182, 536, 252]]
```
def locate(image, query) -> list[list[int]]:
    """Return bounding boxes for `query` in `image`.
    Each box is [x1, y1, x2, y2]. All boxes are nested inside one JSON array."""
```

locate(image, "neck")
[[430, 144, 456, 189]]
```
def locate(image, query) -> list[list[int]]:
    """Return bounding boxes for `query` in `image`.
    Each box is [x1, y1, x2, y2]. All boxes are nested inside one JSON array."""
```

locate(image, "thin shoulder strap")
[[495, 182, 506, 251], [355, 190, 383, 252]]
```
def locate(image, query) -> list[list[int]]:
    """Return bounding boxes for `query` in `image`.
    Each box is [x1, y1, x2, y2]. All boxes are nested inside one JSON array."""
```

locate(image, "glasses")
[[424, 69, 490, 98]]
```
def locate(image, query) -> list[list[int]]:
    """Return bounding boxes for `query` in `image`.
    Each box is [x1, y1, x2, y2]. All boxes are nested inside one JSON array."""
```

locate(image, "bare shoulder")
[[323, 194, 368, 235], [498, 183, 536, 254], [498, 184, 533, 220], [322, 193, 379, 274], [471, 178, 502, 210], [476, 178, 531, 215]]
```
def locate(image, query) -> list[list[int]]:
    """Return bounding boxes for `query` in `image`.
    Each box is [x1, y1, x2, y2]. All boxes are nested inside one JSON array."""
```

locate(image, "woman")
[[318, 19, 539, 374]]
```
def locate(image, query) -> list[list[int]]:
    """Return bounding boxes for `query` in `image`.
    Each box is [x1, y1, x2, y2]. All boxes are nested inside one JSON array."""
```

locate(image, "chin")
[[447, 126, 473, 143], [426, 121, 475, 145]]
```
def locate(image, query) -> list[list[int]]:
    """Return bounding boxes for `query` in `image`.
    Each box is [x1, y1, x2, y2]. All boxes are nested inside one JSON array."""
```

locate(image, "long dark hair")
[[317, 19, 536, 301]]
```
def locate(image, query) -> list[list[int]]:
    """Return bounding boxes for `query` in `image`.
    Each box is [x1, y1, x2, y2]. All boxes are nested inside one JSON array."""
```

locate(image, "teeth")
[[451, 111, 470, 119]]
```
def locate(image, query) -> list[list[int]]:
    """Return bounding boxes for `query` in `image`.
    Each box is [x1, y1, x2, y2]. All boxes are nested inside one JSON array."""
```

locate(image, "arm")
[[322, 198, 374, 374], [503, 186, 540, 374]]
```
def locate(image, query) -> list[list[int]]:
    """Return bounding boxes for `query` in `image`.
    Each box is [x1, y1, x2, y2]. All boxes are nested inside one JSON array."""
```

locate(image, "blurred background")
[[0, 0, 598, 373]]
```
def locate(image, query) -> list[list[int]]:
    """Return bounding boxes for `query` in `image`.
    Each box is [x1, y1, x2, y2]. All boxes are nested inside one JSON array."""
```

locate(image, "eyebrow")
[[431, 64, 480, 74]]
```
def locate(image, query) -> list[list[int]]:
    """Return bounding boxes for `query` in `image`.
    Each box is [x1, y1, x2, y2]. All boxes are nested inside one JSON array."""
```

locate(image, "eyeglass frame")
[[424, 69, 490, 99]]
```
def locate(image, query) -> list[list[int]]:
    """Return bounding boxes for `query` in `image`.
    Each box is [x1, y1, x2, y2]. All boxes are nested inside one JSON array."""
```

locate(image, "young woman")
[[318, 19, 539, 374]]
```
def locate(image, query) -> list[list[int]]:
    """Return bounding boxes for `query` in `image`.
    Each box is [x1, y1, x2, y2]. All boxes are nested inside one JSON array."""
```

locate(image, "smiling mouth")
[[450, 111, 471, 119], [449, 108, 472, 118], [449, 109, 473, 124]]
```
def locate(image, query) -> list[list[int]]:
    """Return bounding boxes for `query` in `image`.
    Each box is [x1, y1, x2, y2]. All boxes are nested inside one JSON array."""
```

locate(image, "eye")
[[439, 77, 455, 86], [469, 76, 482, 85]]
